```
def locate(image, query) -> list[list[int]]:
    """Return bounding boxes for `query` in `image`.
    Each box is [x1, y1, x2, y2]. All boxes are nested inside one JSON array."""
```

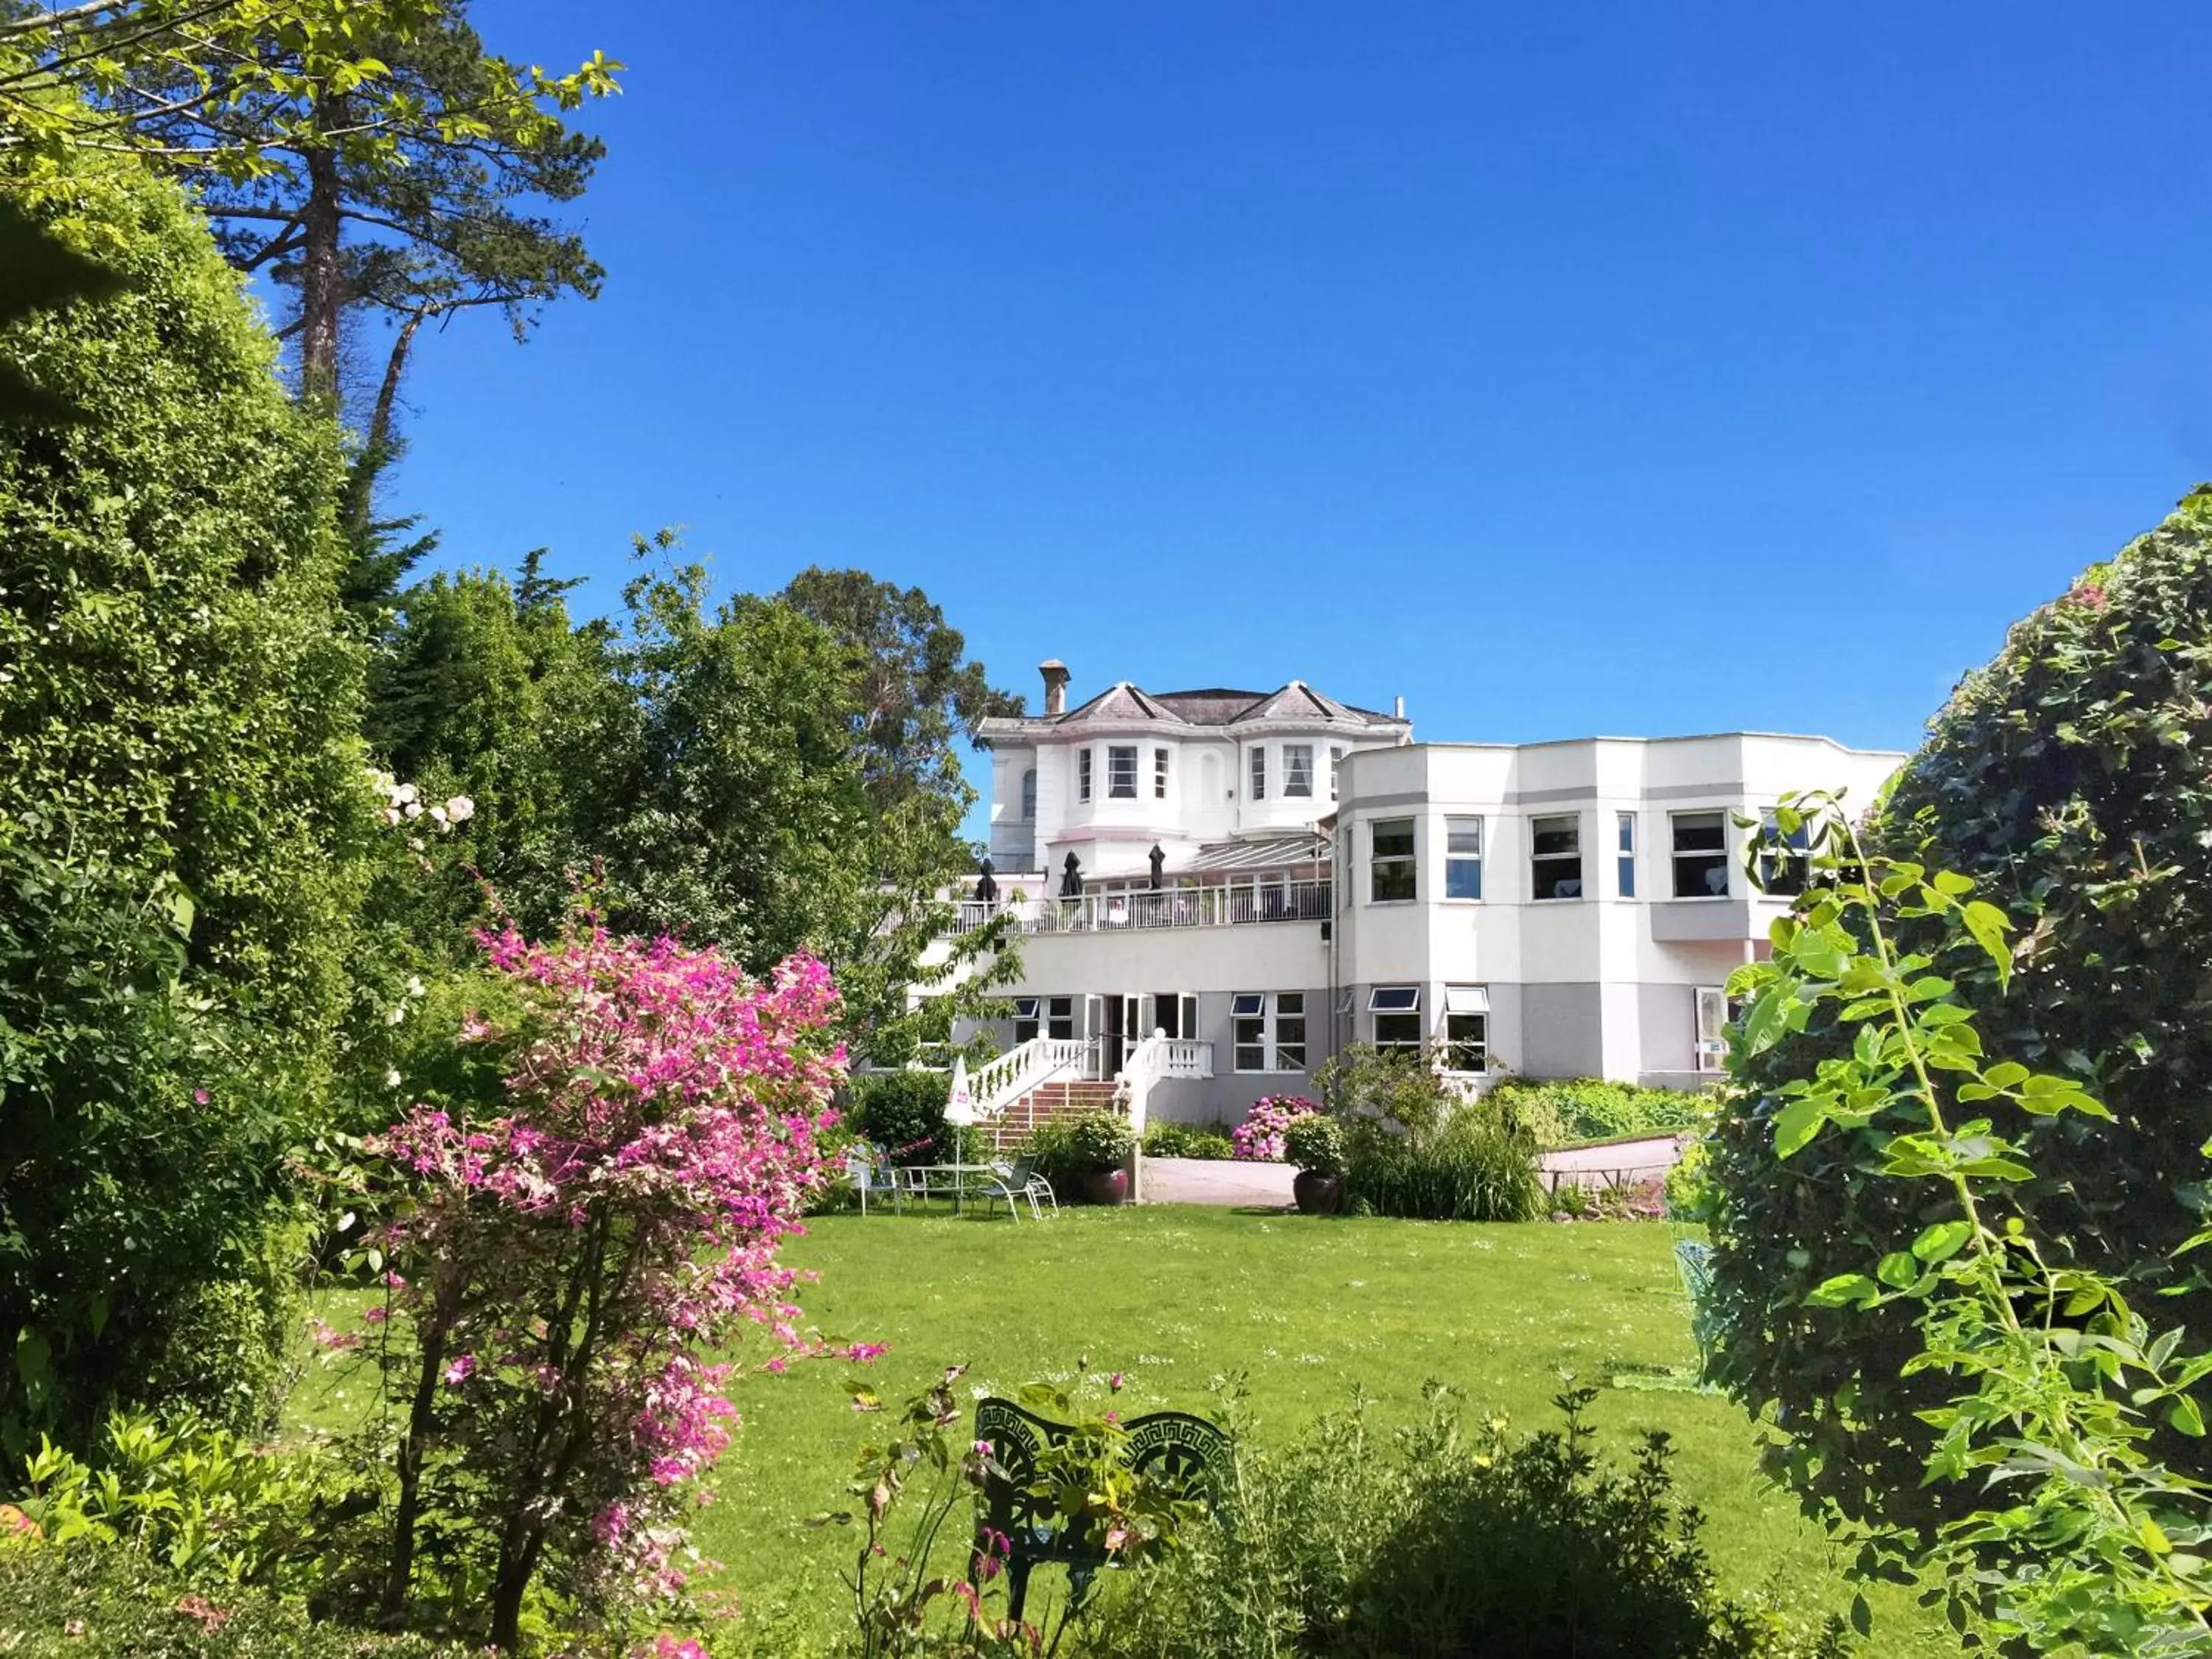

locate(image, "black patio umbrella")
[[1148, 844, 1166, 889], [1061, 852, 1084, 897], [973, 858, 998, 902]]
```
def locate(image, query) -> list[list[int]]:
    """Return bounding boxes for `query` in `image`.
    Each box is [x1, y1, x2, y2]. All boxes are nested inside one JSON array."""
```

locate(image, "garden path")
[[1138, 1155, 1296, 1206]]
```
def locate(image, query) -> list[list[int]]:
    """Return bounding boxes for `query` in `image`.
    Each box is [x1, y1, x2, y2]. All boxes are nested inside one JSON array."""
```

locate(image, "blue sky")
[[386, 2, 2212, 803]]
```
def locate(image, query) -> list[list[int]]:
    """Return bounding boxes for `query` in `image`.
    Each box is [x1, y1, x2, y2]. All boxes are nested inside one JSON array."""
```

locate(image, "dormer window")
[[1107, 745, 1138, 799], [1283, 743, 1314, 798]]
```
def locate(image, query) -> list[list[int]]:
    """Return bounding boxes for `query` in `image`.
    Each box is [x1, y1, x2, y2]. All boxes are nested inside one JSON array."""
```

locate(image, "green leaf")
[[1930, 870, 1975, 897], [1961, 900, 2011, 979], [2170, 1396, 2206, 1438], [1806, 1273, 1878, 1307], [1911, 1221, 1972, 1263], [1876, 1251, 1919, 1288], [1773, 1097, 1826, 1159], [1849, 1592, 1872, 1638]]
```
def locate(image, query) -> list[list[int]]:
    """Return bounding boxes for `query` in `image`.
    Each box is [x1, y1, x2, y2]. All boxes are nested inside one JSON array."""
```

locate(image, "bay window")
[[1284, 743, 1315, 797], [1371, 817, 1416, 902], [1108, 745, 1138, 799], [1672, 811, 1729, 897], [1531, 815, 1582, 900]]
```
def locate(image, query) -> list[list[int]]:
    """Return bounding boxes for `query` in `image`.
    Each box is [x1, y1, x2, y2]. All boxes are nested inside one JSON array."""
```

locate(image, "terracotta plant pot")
[[1081, 1168, 1130, 1206], [1293, 1170, 1344, 1216]]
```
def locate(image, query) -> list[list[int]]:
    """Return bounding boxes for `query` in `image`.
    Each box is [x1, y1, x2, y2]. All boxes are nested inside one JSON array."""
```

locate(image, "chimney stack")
[[1040, 659, 1071, 717], [1394, 695, 1405, 720]]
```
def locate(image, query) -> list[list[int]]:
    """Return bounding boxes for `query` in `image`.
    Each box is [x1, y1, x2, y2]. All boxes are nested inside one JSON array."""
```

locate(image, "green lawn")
[[693, 1205, 1952, 1655], [295, 1205, 1952, 1655]]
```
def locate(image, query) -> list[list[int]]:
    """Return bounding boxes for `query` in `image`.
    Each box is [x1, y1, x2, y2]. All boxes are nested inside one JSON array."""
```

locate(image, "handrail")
[[971, 1036, 1087, 1117], [946, 879, 1332, 940]]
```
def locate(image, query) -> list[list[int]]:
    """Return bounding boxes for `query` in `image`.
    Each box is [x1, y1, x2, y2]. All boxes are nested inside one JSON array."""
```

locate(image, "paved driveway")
[[1139, 1155, 1295, 1207], [1139, 1136, 1683, 1207]]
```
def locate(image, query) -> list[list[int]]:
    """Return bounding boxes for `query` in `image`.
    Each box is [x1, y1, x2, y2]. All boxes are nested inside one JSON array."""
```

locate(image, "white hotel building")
[[947, 661, 1902, 1127]]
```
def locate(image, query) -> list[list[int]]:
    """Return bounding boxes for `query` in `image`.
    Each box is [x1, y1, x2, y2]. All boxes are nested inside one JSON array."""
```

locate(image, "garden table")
[[900, 1162, 1001, 1214]]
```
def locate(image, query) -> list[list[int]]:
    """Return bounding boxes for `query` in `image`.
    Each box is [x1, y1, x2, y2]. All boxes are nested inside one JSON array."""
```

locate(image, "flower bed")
[[1229, 1094, 1320, 1161]]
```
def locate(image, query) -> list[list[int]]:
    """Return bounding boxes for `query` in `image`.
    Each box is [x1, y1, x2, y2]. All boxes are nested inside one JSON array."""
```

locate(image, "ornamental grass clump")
[[362, 915, 851, 1651]]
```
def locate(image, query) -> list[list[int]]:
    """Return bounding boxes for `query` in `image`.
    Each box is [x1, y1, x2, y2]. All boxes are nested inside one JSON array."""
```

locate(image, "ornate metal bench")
[[973, 1394, 1229, 1621]]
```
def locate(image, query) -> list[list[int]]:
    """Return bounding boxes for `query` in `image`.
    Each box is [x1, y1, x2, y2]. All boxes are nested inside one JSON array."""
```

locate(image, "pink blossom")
[[1107, 1371, 1125, 1393], [442, 1354, 476, 1386], [844, 1341, 888, 1363], [1231, 1095, 1321, 1162], [363, 1305, 389, 1324], [192, 1088, 209, 1106]]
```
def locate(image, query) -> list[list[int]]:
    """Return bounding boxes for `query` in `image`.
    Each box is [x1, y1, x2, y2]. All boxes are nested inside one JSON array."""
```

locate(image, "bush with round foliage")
[[1283, 1113, 1346, 1177], [1066, 1110, 1135, 1174], [1708, 487, 2212, 1539], [0, 145, 372, 1450], [847, 1068, 953, 1161]]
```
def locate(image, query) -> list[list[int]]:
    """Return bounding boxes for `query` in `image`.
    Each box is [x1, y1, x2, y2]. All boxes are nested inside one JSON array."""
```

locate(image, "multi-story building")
[[950, 662, 1903, 1127]]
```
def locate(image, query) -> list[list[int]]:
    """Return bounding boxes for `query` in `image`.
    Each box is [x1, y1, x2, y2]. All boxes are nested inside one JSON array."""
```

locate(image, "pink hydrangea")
[[1231, 1095, 1321, 1162]]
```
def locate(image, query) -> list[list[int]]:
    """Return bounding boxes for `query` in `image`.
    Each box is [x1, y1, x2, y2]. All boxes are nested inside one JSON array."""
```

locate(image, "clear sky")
[[385, 2, 2212, 810]]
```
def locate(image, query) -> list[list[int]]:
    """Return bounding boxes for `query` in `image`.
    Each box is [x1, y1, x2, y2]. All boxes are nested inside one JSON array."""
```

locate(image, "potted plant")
[[1068, 1110, 1135, 1205], [1284, 1113, 1346, 1215]]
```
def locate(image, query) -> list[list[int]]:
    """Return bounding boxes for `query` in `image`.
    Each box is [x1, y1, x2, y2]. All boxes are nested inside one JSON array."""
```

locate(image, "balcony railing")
[[950, 880, 1332, 938]]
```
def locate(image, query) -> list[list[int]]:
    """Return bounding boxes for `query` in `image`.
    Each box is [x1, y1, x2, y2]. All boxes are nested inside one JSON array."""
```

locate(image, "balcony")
[[949, 878, 1332, 938]]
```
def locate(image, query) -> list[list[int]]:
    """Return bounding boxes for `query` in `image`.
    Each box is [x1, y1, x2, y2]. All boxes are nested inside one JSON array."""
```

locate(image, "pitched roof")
[[976, 677, 1409, 741]]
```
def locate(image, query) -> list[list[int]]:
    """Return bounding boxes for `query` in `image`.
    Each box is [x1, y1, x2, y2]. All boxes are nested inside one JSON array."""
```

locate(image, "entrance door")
[[1119, 995, 1141, 1071], [1082, 994, 1106, 1079]]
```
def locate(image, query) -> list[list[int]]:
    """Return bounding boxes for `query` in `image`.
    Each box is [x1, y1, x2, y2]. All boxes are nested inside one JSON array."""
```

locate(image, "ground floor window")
[[1672, 811, 1730, 898], [1046, 995, 1075, 1041], [1012, 995, 1040, 1044], [1442, 985, 1488, 1071], [1369, 984, 1422, 1055], [1232, 992, 1307, 1071], [1694, 986, 1727, 1072]]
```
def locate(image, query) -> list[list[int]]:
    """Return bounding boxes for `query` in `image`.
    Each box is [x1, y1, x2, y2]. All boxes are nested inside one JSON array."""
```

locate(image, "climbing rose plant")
[[365, 917, 850, 1649]]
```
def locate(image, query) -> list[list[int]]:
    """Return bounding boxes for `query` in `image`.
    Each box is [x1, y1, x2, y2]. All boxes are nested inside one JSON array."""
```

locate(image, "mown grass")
[[296, 1205, 1953, 1655]]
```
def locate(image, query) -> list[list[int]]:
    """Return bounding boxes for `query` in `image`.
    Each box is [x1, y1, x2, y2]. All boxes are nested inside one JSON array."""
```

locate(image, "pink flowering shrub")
[[1229, 1095, 1321, 1163], [365, 914, 849, 1649]]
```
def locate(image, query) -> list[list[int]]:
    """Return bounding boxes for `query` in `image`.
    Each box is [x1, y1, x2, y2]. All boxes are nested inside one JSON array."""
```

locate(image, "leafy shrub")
[[1144, 1122, 1237, 1161], [1065, 1110, 1135, 1174], [1488, 1077, 1708, 1146], [1342, 1121, 1544, 1222], [1709, 489, 2212, 1538], [0, 1541, 467, 1658], [0, 142, 372, 1450], [1551, 1178, 1666, 1223], [15, 1411, 341, 1596], [1228, 1096, 1319, 1162], [1020, 1119, 1084, 1192], [1141, 1121, 1196, 1158], [1281, 1114, 1345, 1177], [1090, 1384, 1853, 1659], [1666, 1133, 1719, 1226], [849, 1069, 954, 1163]]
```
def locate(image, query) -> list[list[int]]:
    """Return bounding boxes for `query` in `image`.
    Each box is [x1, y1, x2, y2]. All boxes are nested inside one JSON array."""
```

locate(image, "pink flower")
[[1107, 1371, 1124, 1393], [442, 1354, 476, 1386], [192, 1088, 210, 1105], [363, 1305, 389, 1324], [844, 1341, 888, 1363]]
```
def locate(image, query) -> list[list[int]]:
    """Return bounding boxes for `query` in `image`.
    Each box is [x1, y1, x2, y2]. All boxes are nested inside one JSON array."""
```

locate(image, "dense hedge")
[[846, 1068, 953, 1161], [1487, 1077, 1708, 1146], [1708, 487, 2212, 1536], [0, 146, 369, 1448], [0, 1545, 467, 1658]]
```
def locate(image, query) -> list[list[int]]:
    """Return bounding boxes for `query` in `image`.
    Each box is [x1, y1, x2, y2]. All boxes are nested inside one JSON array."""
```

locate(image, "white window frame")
[[1274, 992, 1307, 1071], [1616, 811, 1636, 899], [1442, 984, 1489, 1073], [1020, 768, 1037, 821], [1370, 817, 1416, 903], [1444, 815, 1483, 901], [1671, 810, 1731, 900], [1012, 996, 1041, 1043], [1369, 984, 1422, 1055], [1249, 745, 1267, 801], [1154, 746, 1170, 799], [1077, 749, 1093, 804], [1046, 995, 1075, 1040], [1231, 992, 1268, 1072], [1757, 807, 1812, 895], [1531, 813, 1583, 901], [1107, 745, 1138, 799], [1283, 742, 1315, 798], [1695, 986, 1728, 1073], [1329, 745, 1345, 800]]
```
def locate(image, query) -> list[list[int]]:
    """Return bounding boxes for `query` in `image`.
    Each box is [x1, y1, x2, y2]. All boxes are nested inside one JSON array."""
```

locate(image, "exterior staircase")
[[986, 1079, 1121, 1155]]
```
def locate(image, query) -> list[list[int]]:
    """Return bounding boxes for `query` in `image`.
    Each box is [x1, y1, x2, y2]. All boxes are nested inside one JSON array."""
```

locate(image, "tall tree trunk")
[[380, 1304, 451, 1623], [297, 125, 344, 404], [364, 309, 425, 468]]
